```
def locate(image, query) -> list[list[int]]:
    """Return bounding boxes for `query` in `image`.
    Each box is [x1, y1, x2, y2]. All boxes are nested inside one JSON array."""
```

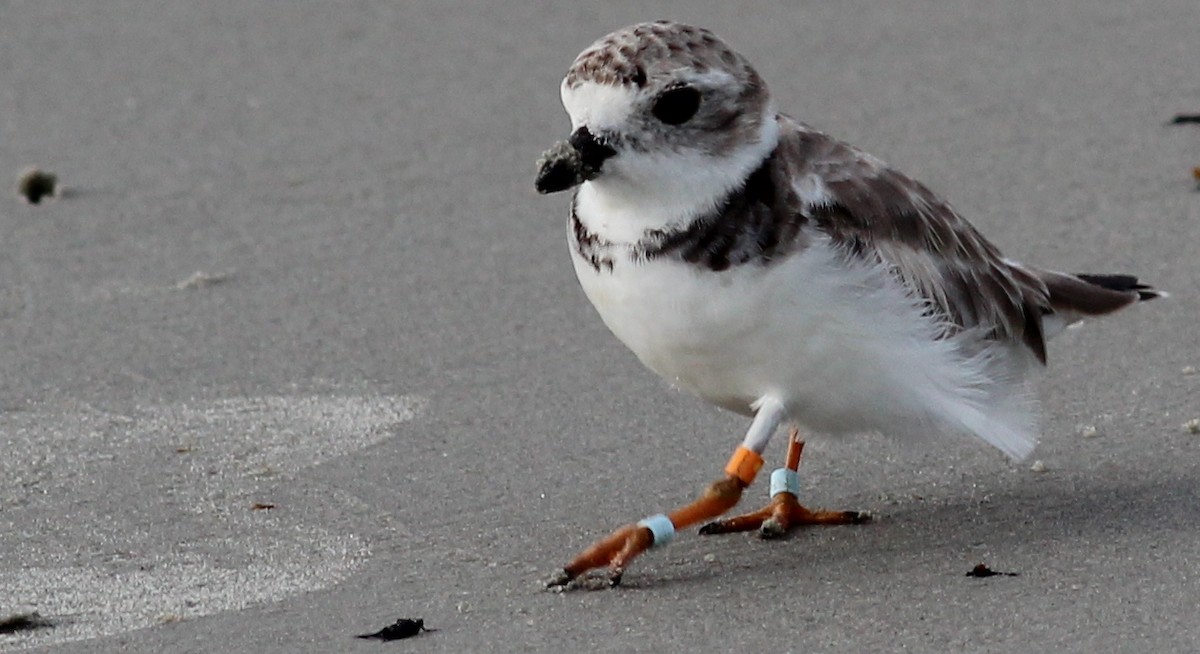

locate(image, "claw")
[[546, 569, 625, 592], [847, 510, 873, 524], [759, 517, 787, 539], [545, 569, 574, 590]]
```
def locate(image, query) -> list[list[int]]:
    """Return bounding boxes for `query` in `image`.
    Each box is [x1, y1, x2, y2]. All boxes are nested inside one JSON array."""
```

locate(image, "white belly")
[[568, 236, 1038, 458], [571, 247, 773, 415], [571, 237, 906, 422]]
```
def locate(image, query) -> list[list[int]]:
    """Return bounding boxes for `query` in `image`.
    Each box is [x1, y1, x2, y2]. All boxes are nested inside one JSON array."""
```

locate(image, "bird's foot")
[[698, 491, 871, 539], [546, 471, 752, 591], [545, 523, 651, 590]]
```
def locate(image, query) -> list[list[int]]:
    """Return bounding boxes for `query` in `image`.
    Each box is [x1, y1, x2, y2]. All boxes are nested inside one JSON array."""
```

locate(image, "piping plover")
[[535, 20, 1160, 589]]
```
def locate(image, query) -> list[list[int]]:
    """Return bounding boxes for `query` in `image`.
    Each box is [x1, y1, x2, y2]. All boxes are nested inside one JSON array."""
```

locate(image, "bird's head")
[[536, 21, 779, 212]]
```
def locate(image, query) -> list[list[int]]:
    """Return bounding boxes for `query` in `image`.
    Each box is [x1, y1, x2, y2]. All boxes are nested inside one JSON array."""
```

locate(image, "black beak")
[[535, 126, 616, 194]]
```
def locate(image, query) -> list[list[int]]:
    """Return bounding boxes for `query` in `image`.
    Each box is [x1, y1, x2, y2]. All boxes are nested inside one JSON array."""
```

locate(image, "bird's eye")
[[651, 86, 701, 125]]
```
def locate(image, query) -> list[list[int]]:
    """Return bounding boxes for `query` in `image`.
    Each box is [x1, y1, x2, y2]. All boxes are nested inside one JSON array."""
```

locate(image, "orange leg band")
[[724, 445, 764, 486]]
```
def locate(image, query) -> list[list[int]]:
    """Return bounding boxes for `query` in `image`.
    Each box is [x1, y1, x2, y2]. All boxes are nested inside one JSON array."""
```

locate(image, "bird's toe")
[[758, 517, 788, 539]]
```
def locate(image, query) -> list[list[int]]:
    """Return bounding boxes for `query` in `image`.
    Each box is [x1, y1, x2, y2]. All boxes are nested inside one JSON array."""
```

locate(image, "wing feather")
[[776, 118, 1051, 362]]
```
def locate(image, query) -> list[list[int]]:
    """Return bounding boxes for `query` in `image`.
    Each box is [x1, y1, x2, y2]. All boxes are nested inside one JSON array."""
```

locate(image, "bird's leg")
[[698, 427, 871, 539], [545, 464, 752, 589], [546, 397, 786, 590]]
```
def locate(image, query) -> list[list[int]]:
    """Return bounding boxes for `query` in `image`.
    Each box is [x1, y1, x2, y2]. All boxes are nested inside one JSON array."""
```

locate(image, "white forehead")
[[560, 80, 637, 132]]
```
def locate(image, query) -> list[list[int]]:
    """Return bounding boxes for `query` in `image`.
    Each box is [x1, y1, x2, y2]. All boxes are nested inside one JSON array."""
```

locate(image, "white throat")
[[574, 109, 780, 244]]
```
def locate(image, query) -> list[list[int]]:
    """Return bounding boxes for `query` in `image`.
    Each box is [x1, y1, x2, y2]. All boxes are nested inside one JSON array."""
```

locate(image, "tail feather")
[[1072, 273, 1163, 302], [1042, 271, 1162, 317]]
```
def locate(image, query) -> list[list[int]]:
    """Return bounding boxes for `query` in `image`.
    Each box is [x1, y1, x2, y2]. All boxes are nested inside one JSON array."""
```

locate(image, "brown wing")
[[777, 118, 1051, 362]]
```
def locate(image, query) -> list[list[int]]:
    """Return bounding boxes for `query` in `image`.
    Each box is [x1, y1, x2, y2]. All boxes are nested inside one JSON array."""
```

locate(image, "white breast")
[[567, 220, 1040, 459]]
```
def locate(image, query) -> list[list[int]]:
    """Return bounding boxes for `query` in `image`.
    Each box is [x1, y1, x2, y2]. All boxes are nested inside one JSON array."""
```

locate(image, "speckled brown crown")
[[564, 21, 760, 90]]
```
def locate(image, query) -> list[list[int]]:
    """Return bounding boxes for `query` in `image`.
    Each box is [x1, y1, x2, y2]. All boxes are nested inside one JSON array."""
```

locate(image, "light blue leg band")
[[637, 514, 676, 547], [769, 468, 800, 498]]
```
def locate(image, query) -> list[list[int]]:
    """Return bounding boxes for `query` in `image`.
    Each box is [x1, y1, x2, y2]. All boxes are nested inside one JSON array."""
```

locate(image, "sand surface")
[[1, 2, 1198, 652]]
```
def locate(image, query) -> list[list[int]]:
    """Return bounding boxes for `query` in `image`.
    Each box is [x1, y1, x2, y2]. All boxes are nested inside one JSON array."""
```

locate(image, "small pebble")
[[1029, 460, 1047, 473], [1184, 419, 1200, 434], [703, 553, 717, 563], [17, 167, 58, 204], [1079, 425, 1098, 439], [176, 270, 232, 290], [1182, 366, 1197, 376]]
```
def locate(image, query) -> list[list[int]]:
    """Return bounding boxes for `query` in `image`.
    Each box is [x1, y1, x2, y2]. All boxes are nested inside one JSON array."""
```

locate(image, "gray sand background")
[[1, 1, 1198, 652]]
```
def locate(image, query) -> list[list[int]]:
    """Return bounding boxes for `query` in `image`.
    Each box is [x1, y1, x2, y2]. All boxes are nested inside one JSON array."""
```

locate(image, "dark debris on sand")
[[356, 618, 435, 641], [966, 563, 1020, 578], [16, 167, 58, 204], [0, 611, 55, 635]]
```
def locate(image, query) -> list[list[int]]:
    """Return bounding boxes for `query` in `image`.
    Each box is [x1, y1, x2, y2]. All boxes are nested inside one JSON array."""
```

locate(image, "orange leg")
[[699, 429, 870, 539], [546, 446, 764, 589]]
